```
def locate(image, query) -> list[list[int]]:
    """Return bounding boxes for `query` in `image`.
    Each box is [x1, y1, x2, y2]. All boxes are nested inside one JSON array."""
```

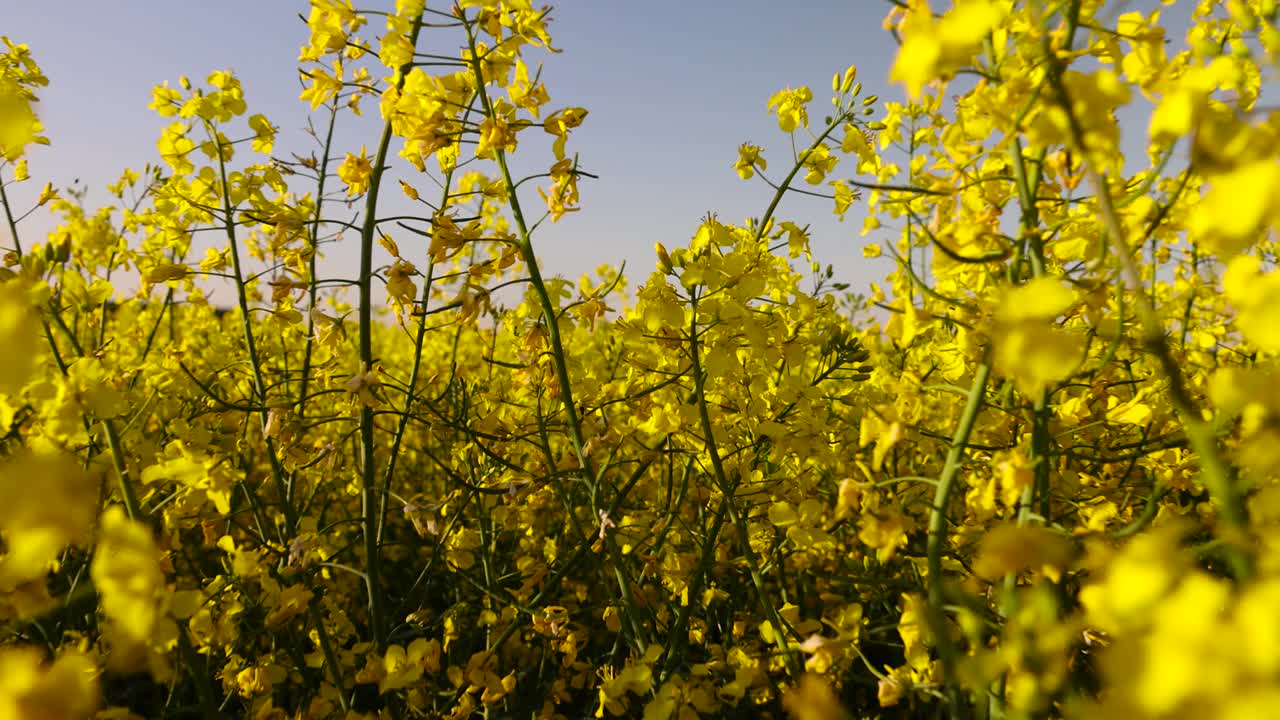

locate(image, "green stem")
[[310, 599, 351, 712], [0, 174, 25, 257], [176, 620, 220, 719], [1042, 54, 1252, 580], [207, 119, 298, 537], [753, 116, 847, 243], [658, 495, 730, 684], [297, 100, 341, 420], [687, 291, 801, 679], [44, 309, 146, 522], [461, 22, 596, 495], [455, 37, 654, 667], [355, 12, 425, 653], [928, 359, 991, 720]]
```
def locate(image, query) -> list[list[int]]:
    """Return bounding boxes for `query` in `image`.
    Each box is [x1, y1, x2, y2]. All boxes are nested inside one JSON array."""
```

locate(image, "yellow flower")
[[595, 660, 652, 717], [91, 507, 166, 667], [767, 86, 812, 132], [799, 144, 838, 185], [543, 106, 587, 159], [379, 29, 415, 69], [831, 179, 859, 219], [1080, 522, 1189, 634], [0, 37, 50, 161], [149, 82, 182, 117], [0, 450, 96, 592], [265, 584, 314, 628], [890, 0, 1005, 98], [157, 122, 195, 175], [300, 0, 365, 62], [734, 143, 766, 180], [897, 593, 932, 671], [508, 59, 549, 116], [858, 504, 909, 563], [337, 145, 373, 196], [877, 667, 911, 707], [235, 663, 286, 697], [990, 277, 1081, 396], [1132, 572, 1232, 715], [379, 638, 439, 694], [385, 260, 419, 310], [0, 280, 40, 395], [1188, 160, 1280, 256], [0, 647, 99, 720], [1223, 255, 1280, 352], [973, 524, 1073, 580], [299, 63, 344, 109], [782, 673, 847, 720], [35, 181, 56, 206], [248, 114, 275, 153], [840, 123, 876, 167]]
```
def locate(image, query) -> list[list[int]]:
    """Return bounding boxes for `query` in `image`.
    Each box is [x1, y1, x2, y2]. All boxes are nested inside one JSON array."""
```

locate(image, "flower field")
[[3, 1, 1280, 718]]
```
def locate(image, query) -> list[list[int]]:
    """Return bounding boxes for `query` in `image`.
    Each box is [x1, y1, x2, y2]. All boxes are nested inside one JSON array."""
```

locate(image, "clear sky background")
[[5, 1, 903, 299], [7, 1, 1195, 307]]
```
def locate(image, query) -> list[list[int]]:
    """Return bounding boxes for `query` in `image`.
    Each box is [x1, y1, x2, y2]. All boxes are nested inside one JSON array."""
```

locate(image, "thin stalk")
[[297, 100, 342, 419], [927, 359, 991, 720], [44, 306, 146, 522], [207, 120, 298, 536], [753, 116, 847, 243], [687, 292, 801, 679], [355, 12, 425, 652], [0, 176, 25, 257], [310, 600, 351, 712], [176, 621, 220, 719], [1043, 54, 1252, 580], [456, 21, 650, 661], [2, 183, 144, 519], [376, 104, 470, 545], [461, 21, 596, 496]]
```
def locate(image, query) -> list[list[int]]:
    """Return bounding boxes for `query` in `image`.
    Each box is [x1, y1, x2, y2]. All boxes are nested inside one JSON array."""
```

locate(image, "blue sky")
[[6, 1, 904, 297]]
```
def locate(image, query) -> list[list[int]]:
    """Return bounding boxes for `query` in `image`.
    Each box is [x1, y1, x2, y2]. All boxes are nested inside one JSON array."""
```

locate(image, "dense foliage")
[[3, 1, 1280, 718]]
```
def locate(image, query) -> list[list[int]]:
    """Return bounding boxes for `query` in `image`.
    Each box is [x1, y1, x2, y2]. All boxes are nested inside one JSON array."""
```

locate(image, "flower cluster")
[[3, 2, 1280, 719]]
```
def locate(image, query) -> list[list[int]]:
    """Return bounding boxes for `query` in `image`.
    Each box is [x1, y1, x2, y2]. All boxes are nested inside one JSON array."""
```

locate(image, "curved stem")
[[927, 358, 991, 720], [1042, 48, 1252, 580], [207, 118, 299, 537], [356, 12, 426, 652], [753, 117, 847, 242], [297, 100, 342, 419], [686, 291, 801, 678]]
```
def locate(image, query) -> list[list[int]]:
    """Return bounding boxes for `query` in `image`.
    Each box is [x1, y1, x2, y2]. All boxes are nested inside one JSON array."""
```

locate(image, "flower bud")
[[655, 242, 674, 274]]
